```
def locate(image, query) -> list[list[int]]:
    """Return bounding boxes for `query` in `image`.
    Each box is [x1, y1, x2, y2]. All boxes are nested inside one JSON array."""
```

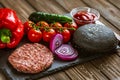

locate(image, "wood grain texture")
[[108, 0, 120, 9], [82, 0, 120, 30], [75, 63, 109, 80], [91, 54, 120, 80], [0, 73, 6, 80], [0, 0, 35, 22], [56, 0, 87, 12], [38, 72, 70, 80], [64, 63, 109, 80], [48, 71, 70, 80], [27, 0, 67, 14], [64, 67, 85, 80]]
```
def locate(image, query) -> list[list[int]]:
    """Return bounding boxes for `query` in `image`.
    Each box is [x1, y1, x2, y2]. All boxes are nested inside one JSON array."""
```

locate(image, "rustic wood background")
[[0, 0, 120, 80]]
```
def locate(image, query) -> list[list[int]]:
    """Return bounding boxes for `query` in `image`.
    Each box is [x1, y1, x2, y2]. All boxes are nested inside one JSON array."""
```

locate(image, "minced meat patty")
[[8, 43, 53, 74]]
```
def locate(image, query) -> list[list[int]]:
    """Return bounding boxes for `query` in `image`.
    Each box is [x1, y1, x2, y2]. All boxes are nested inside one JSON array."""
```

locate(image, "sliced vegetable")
[[28, 12, 72, 24], [54, 44, 78, 61], [50, 34, 63, 53]]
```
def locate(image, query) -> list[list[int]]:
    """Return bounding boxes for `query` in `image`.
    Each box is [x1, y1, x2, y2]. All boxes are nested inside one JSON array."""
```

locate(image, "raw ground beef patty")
[[8, 43, 53, 74]]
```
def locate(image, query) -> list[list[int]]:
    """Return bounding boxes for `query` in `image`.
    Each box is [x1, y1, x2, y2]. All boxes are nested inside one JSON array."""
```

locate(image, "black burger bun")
[[72, 24, 119, 56]]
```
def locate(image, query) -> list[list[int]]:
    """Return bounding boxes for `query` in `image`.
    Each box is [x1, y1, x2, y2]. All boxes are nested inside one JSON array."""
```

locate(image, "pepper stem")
[[0, 29, 12, 43], [1, 34, 10, 43]]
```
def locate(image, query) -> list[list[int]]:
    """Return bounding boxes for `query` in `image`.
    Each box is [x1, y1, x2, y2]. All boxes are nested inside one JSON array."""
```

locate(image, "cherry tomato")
[[50, 22, 63, 32], [43, 28, 56, 42], [28, 29, 42, 42], [50, 22, 62, 28], [58, 29, 71, 43], [24, 21, 34, 34], [64, 22, 78, 34], [36, 21, 49, 31]]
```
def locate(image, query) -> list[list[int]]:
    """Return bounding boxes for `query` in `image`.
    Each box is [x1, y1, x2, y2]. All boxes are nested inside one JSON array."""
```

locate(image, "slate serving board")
[[0, 14, 120, 80]]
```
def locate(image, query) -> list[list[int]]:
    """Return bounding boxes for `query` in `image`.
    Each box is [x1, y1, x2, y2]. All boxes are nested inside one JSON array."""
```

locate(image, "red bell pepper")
[[0, 8, 24, 48]]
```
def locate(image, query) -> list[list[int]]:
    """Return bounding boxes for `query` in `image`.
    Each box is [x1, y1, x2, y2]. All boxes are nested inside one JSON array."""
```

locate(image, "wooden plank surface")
[[26, 0, 67, 14], [91, 54, 120, 80], [108, 0, 120, 9], [82, 0, 120, 30], [0, 0, 120, 80]]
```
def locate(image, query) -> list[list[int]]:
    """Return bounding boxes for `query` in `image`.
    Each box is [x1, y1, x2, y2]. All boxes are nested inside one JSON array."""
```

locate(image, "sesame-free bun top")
[[72, 24, 118, 56]]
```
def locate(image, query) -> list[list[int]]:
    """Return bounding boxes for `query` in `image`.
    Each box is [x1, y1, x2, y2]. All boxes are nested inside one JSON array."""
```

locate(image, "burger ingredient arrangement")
[[0, 7, 119, 74], [24, 19, 77, 43]]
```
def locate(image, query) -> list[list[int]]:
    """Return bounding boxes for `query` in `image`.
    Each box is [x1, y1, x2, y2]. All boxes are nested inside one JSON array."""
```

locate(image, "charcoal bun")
[[72, 24, 118, 56]]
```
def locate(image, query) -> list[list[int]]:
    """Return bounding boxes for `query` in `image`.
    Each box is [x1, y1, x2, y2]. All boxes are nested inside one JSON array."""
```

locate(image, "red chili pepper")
[[0, 8, 24, 48]]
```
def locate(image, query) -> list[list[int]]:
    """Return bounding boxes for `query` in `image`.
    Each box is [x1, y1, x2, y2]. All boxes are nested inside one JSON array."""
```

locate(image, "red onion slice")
[[55, 44, 78, 61], [50, 34, 63, 53]]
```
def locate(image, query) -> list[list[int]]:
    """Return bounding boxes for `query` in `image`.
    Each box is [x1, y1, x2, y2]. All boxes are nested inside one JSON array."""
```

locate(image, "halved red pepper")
[[0, 8, 24, 48]]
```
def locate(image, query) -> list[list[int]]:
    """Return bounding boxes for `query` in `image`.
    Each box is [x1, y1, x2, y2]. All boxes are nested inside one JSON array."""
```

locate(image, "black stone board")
[[0, 14, 120, 80]]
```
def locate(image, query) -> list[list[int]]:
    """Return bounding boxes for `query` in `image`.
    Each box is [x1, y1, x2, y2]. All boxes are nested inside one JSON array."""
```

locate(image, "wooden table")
[[0, 0, 120, 80]]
